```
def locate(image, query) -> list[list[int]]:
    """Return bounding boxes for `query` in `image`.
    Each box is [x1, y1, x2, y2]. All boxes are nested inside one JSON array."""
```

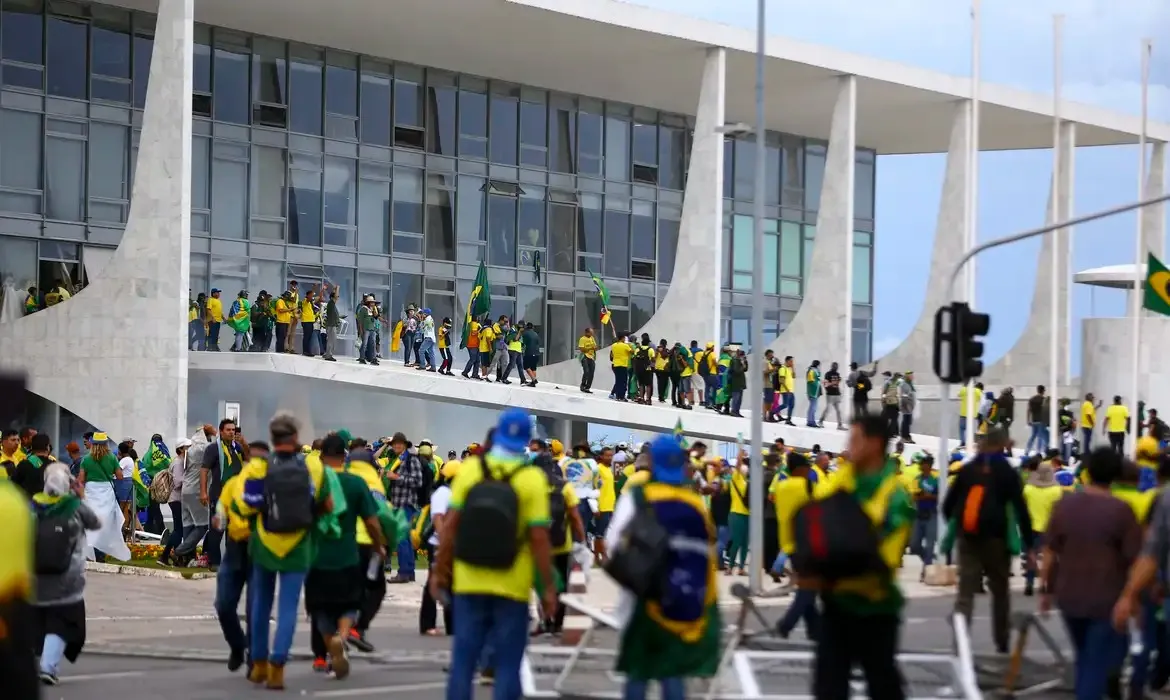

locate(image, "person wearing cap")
[[907, 454, 939, 582], [228, 290, 253, 352], [432, 407, 556, 700], [502, 318, 524, 384], [1021, 460, 1062, 597], [437, 317, 455, 375], [77, 433, 131, 562], [320, 283, 343, 362], [206, 288, 224, 351], [417, 308, 438, 371], [274, 291, 294, 355], [299, 285, 320, 357], [379, 432, 424, 584], [606, 434, 720, 696], [158, 439, 191, 566]]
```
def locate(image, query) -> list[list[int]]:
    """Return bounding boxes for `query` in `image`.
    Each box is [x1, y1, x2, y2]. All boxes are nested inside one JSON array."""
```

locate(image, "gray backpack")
[[263, 453, 315, 533]]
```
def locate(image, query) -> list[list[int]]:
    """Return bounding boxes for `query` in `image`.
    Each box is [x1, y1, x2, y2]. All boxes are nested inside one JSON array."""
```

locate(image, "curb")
[[86, 643, 452, 666], [85, 561, 216, 580]]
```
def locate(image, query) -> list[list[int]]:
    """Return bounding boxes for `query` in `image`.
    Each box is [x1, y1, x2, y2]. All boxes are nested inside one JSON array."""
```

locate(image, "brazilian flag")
[[460, 261, 491, 349], [1144, 253, 1170, 317]]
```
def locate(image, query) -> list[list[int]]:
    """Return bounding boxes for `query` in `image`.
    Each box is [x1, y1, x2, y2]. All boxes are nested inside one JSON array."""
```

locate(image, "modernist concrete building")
[[0, 0, 1166, 448]]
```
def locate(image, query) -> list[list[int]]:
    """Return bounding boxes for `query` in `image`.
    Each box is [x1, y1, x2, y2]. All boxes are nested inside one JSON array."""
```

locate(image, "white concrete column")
[[1143, 141, 1166, 260], [876, 100, 971, 375], [770, 75, 856, 369]]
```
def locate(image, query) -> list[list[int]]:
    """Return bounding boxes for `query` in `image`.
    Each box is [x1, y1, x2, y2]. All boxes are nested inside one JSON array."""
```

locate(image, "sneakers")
[[328, 635, 350, 680], [347, 628, 375, 653], [39, 672, 59, 686], [312, 657, 329, 673], [248, 660, 269, 684]]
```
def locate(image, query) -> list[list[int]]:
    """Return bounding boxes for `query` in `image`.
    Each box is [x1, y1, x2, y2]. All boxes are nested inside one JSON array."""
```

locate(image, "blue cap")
[[422, 307, 432, 315], [649, 435, 687, 485], [494, 408, 532, 454]]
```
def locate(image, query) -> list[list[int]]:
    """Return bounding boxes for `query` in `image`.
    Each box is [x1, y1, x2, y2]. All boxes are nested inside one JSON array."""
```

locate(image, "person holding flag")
[[227, 290, 252, 352], [588, 269, 616, 338], [460, 261, 491, 376]]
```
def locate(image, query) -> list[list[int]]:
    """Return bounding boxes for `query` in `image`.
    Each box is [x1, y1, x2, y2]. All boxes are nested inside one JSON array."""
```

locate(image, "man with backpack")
[[942, 427, 1034, 655], [632, 335, 656, 405], [232, 413, 334, 690], [847, 361, 876, 419], [880, 372, 902, 439], [533, 446, 585, 636], [431, 408, 557, 700]]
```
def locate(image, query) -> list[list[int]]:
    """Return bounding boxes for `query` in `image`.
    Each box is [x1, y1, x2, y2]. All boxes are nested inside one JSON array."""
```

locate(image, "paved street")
[[51, 569, 1069, 699]]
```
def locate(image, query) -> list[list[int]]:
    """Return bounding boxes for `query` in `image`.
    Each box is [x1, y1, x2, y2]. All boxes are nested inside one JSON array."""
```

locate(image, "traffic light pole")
[[934, 190, 1170, 555]]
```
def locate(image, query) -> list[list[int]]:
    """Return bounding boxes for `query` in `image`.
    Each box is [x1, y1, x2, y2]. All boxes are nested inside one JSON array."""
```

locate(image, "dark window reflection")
[[578, 111, 602, 176], [548, 203, 575, 273], [134, 33, 153, 107], [632, 122, 656, 165], [486, 193, 516, 267], [631, 206, 655, 259], [855, 151, 875, 220], [517, 197, 545, 248], [456, 175, 485, 243], [765, 141, 781, 205], [658, 127, 685, 190], [657, 216, 678, 284], [733, 139, 755, 201], [213, 46, 249, 124], [549, 106, 575, 174], [193, 37, 210, 93], [289, 166, 322, 247], [630, 295, 654, 333], [426, 84, 456, 156], [392, 167, 423, 234], [394, 80, 422, 127], [391, 272, 422, 319], [425, 182, 455, 261], [489, 95, 517, 166], [359, 70, 390, 145], [722, 139, 734, 198], [3, 1, 42, 65], [290, 60, 322, 134], [325, 63, 357, 116], [47, 18, 86, 99], [92, 26, 130, 78], [519, 102, 546, 168], [252, 40, 287, 105], [603, 210, 629, 278], [458, 90, 487, 159], [577, 205, 601, 254], [805, 143, 826, 211]]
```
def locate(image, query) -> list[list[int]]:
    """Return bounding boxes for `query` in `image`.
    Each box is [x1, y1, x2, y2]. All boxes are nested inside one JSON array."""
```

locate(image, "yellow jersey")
[[206, 296, 223, 322], [770, 475, 812, 554], [610, 341, 632, 368], [729, 471, 749, 515], [777, 366, 793, 393], [1105, 404, 1130, 433], [275, 299, 292, 324], [1022, 484, 1064, 533], [597, 465, 616, 513], [1081, 401, 1096, 430], [553, 484, 580, 556], [578, 335, 597, 360], [301, 300, 317, 324]]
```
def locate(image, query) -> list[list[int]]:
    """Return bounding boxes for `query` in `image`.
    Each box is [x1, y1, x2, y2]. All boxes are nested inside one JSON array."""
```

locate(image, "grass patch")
[[106, 558, 206, 579]]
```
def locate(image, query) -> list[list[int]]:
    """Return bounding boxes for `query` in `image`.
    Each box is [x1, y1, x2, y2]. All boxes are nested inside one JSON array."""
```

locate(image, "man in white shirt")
[[420, 462, 455, 635]]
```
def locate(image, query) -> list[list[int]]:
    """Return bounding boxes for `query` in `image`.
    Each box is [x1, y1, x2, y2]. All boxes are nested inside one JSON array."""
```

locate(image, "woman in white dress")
[[76, 433, 131, 562]]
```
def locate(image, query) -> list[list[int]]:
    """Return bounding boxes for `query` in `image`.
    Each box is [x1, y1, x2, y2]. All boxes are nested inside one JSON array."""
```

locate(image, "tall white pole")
[[746, 0, 766, 595], [1048, 16, 1063, 447], [1130, 40, 1151, 451], [964, 0, 981, 447]]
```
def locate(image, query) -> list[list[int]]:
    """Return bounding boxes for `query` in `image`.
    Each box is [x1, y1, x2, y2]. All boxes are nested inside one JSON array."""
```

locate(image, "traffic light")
[[933, 302, 991, 383]]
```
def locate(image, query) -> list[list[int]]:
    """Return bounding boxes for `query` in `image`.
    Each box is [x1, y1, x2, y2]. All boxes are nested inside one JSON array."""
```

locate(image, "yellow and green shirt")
[[232, 452, 332, 572]]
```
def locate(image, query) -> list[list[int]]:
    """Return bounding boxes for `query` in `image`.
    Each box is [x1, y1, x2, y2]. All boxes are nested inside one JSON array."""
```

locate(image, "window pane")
[[723, 139, 733, 198], [855, 152, 875, 221], [325, 58, 357, 116], [852, 325, 871, 365], [133, 31, 151, 108], [426, 83, 456, 156], [392, 167, 423, 234], [391, 272, 421, 319], [519, 102, 546, 165], [357, 178, 389, 253], [323, 157, 355, 226], [574, 290, 601, 336], [425, 178, 454, 261], [489, 95, 517, 166], [359, 66, 390, 146], [782, 137, 803, 205], [92, 25, 130, 79], [486, 194, 516, 267], [604, 117, 629, 181], [658, 126, 684, 190], [657, 216, 678, 284], [779, 221, 801, 277], [803, 224, 815, 276], [545, 300, 573, 364], [289, 59, 322, 135], [0, 109, 41, 190], [804, 143, 826, 211], [458, 89, 487, 159], [89, 122, 128, 201], [394, 79, 422, 127], [852, 244, 871, 304], [0, 236, 37, 289], [517, 196, 545, 249], [211, 151, 247, 238], [248, 258, 283, 302], [213, 45, 248, 124], [632, 122, 656, 165], [732, 215, 752, 273], [630, 295, 654, 334], [47, 18, 86, 98], [3, 0, 42, 65], [578, 200, 601, 254], [631, 205, 654, 259], [288, 160, 321, 246], [733, 139, 755, 201], [578, 111, 602, 176], [765, 141, 781, 205], [251, 145, 286, 218], [549, 106, 575, 174], [603, 210, 628, 278], [251, 38, 287, 105], [517, 285, 544, 338], [45, 136, 83, 220], [191, 136, 209, 209], [763, 232, 778, 294], [548, 203, 575, 273], [193, 30, 210, 93], [456, 175, 485, 243]]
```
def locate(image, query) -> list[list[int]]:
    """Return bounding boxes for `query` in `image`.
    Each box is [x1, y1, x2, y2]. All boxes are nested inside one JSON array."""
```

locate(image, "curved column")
[[0, 0, 193, 442], [1143, 141, 1166, 263], [982, 121, 1076, 387], [767, 75, 855, 419], [539, 47, 725, 390], [876, 100, 970, 371]]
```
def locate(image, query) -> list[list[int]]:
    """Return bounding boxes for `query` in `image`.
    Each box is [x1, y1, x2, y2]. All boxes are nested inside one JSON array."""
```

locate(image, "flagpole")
[[746, 0, 767, 595], [963, 0, 982, 448], [1130, 39, 1151, 449], [1048, 15, 1063, 449]]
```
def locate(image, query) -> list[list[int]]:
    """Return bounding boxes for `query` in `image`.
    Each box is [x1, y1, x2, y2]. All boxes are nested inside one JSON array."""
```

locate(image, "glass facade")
[[0, 0, 876, 364]]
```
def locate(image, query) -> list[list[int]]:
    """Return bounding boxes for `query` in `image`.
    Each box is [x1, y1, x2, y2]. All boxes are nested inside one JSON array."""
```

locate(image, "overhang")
[[1074, 264, 1144, 290], [103, 0, 1169, 155]]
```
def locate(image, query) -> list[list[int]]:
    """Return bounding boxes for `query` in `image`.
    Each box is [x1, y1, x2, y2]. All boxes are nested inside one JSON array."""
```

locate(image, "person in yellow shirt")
[[596, 456, 617, 538], [1022, 463, 1063, 596], [907, 456, 940, 581], [725, 452, 751, 576], [274, 291, 294, 355], [1080, 394, 1097, 452], [1104, 395, 1130, 454], [476, 321, 495, 380], [957, 383, 983, 446], [284, 281, 301, 353], [430, 409, 556, 698], [770, 453, 818, 638], [653, 339, 671, 403], [537, 478, 585, 635], [777, 356, 796, 425], [437, 317, 454, 375], [578, 328, 598, 394], [300, 287, 319, 357], [0, 478, 34, 696], [206, 288, 224, 351], [609, 333, 633, 402]]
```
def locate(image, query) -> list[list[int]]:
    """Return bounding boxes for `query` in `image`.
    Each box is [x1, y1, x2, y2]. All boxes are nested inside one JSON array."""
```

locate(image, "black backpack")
[[262, 453, 315, 534], [543, 456, 569, 549], [604, 486, 670, 599], [454, 459, 531, 569], [696, 351, 711, 376], [633, 347, 651, 374], [416, 456, 435, 505], [791, 483, 895, 582], [35, 513, 75, 575], [855, 375, 871, 393]]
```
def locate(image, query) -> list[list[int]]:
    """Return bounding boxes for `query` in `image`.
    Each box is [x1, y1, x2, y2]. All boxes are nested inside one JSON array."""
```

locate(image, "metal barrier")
[[987, 611, 1070, 697], [522, 592, 983, 700]]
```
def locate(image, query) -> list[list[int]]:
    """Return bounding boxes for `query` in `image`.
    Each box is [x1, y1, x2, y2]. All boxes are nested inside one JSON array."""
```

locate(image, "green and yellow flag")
[[673, 418, 689, 449], [1144, 253, 1170, 317], [588, 269, 612, 326], [461, 261, 492, 348]]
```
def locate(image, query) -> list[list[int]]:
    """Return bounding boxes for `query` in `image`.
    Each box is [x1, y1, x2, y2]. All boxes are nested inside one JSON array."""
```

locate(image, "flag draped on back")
[[1144, 253, 1170, 317], [461, 261, 492, 348], [589, 270, 612, 326], [673, 418, 689, 449]]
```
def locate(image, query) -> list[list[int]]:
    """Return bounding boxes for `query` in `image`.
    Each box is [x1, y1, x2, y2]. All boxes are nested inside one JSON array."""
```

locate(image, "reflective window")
[[517, 194, 545, 249], [855, 150, 875, 221], [779, 221, 801, 277], [209, 255, 247, 298], [519, 101, 546, 168], [733, 139, 756, 201], [323, 157, 355, 246], [211, 142, 248, 238], [632, 122, 656, 166], [192, 26, 210, 93], [251, 37, 287, 105], [392, 167, 423, 234], [46, 17, 86, 98], [458, 87, 487, 159], [189, 252, 209, 293], [213, 36, 249, 124], [325, 53, 357, 140], [578, 110, 602, 176], [548, 202, 575, 273], [0, 109, 42, 191], [657, 207, 679, 284], [391, 272, 421, 318], [248, 258, 283, 302], [603, 210, 628, 278], [288, 153, 322, 246], [731, 215, 751, 290], [0, 236, 37, 289], [426, 81, 456, 156], [490, 93, 518, 166], [781, 137, 803, 206], [763, 220, 779, 294], [573, 290, 601, 336], [45, 135, 83, 221], [324, 265, 355, 318], [517, 285, 544, 339], [88, 122, 128, 202], [394, 79, 423, 128], [357, 178, 389, 253], [577, 195, 601, 254], [359, 61, 390, 146], [549, 104, 575, 174], [289, 47, 322, 135], [545, 298, 573, 364], [722, 139, 733, 198], [765, 138, 781, 205], [133, 30, 151, 108], [631, 201, 655, 259], [853, 244, 872, 303], [191, 136, 209, 210], [486, 193, 516, 267], [604, 117, 628, 181], [3, 0, 42, 65], [91, 19, 131, 103], [804, 143, 826, 211], [425, 174, 455, 261], [456, 175, 485, 243], [251, 145, 286, 218], [658, 126, 685, 190], [630, 295, 654, 334]]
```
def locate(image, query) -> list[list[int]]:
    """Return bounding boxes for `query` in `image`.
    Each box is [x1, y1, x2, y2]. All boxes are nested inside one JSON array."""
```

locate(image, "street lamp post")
[[747, 0, 767, 595]]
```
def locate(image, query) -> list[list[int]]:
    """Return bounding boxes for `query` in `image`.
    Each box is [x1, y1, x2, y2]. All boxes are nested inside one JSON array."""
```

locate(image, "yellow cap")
[[92, 432, 108, 442], [549, 439, 564, 457]]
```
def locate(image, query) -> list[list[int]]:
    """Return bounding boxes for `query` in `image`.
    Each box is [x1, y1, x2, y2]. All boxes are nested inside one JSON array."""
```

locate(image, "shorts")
[[636, 370, 654, 386], [523, 354, 540, 371], [113, 478, 133, 503], [763, 389, 775, 405], [679, 376, 692, 393], [594, 511, 613, 538]]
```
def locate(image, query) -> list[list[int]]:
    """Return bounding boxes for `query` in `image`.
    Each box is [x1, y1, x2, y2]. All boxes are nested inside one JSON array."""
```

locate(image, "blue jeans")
[[1027, 422, 1050, 454], [781, 392, 794, 420], [249, 566, 307, 666], [1063, 614, 1126, 700], [806, 396, 819, 425], [777, 588, 820, 640], [624, 678, 685, 700], [446, 595, 530, 700], [40, 633, 67, 676], [403, 330, 417, 364], [360, 331, 377, 362], [716, 525, 730, 567], [730, 390, 743, 414], [189, 319, 205, 350], [1024, 532, 1045, 587], [770, 551, 788, 575], [420, 337, 437, 369], [208, 321, 221, 349], [1081, 427, 1093, 453], [612, 366, 629, 400], [215, 540, 252, 655], [958, 416, 968, 444], [703, 375, 719, 407], [911, 516, 938, 566], [1130, 597, 1160, 693], [463, 349, 481, 376], [396, 506, 418, 578], [232, 329, 248, 351]]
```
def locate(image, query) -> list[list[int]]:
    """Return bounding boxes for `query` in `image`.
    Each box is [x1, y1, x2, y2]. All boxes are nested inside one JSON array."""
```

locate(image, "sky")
[[638, 0, 1170, 373]]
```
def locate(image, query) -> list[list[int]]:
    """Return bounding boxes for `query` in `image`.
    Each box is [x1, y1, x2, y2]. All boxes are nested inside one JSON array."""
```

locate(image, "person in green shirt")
[[520, 322, 542, 387], [805, 360, 823, 428], [307, 434, 385, 680]]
